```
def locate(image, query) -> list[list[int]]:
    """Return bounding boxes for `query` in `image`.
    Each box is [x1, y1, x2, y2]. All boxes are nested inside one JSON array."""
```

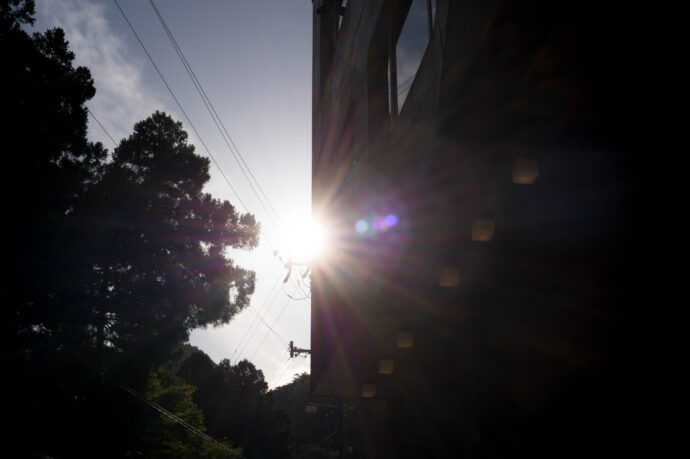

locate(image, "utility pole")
[[289, 340, 311, 359], [274, 251, 311, 283]]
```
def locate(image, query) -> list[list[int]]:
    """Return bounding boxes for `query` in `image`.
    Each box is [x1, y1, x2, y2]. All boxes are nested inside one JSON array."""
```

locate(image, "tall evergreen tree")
[[81, 112, 259, 378], [3, 2, 261, 455], [177, 347, 294, 459], [4, 0, 259, 378], [134, 366, 243, 458], [3, 0, 106, 357]]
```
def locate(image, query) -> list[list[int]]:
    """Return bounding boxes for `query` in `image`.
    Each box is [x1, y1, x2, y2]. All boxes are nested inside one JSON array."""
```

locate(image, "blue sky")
[[34, 0, 314, 388]]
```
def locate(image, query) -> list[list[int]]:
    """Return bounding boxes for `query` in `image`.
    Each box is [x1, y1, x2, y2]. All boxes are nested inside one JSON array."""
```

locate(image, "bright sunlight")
[[278, 216, 327, 262]]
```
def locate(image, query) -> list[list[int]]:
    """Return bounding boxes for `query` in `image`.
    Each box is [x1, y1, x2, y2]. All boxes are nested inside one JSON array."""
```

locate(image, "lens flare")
[[355, 219, 369, 234], [374, 216, 387, 232], [384, 214, 399, 227], [280, 216, 327, 261], [355, 213, 399, 236]]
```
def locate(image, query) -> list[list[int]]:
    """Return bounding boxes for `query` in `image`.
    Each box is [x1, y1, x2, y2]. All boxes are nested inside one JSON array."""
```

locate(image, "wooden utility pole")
[[289, 340, 311, 358]]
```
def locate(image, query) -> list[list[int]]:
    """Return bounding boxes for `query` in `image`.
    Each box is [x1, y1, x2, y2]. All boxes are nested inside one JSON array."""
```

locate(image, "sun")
[[279, 215, 327, 262]]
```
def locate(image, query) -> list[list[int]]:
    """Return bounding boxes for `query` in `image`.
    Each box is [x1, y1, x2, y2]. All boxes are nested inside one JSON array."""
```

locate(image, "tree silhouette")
[[177, 347, 294, 459], [135, 366, 243, 458], [4, 0, 259, 376], [3, 2, 262, 455], [4, 0, 106, 360], [79, 112, 259, 379]]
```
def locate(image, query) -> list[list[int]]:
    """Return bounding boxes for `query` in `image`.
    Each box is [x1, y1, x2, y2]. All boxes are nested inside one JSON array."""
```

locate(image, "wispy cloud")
[[35, 0, 168, 147]]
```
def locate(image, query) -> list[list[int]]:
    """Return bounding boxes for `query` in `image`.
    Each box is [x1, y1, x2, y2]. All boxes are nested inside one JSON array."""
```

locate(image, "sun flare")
[[279, 216, 327, 262]]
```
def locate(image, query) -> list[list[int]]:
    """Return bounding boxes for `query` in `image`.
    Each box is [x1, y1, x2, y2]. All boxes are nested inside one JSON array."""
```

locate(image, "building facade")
[[311, 1, 636, 457]]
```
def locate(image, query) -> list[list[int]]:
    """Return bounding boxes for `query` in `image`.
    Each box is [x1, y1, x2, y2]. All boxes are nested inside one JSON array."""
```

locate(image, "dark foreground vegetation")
[[2, 1, 340, 457]]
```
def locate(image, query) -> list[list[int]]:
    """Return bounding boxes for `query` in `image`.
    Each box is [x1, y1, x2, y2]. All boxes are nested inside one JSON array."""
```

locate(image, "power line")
[[284, 277, 310, 301], [228, 272, 285, 363], [87, 109, 117, 147], [86, 107, 297, 398], [266, 348, 291, 387], [119, 383, 235, 453], [268, 354, 293, 389], [149, 0, 282, 225], [296, 431, 338, 459], [88, 94, 293, 381], [112, 0, 276, 249], [233, 303, 289, 363], [246, 304, 289, 347], [249, 286, 299, 361], [294, 273, 312, 299], [86, 109, 292, 368], [148, 0, 282, 229], [268, 347, 306, 390], [114, 1, 306, 387], [235, 286, 289, 362]]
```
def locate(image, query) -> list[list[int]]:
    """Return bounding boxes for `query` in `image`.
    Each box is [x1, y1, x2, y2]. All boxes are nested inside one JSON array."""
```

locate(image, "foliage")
[[3, 2, 260, 456], [5, 0, 259, 374], [4, 0, 105, 354], [0, 0, 34, 30], [76, 111, 259, 379], [132, 367, 243, 458], [177, 346, 294, 459]]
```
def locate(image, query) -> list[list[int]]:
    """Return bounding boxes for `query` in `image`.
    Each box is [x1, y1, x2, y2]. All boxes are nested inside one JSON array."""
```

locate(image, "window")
[[388, 0, 435, 116], [338, 0, 348, 30]]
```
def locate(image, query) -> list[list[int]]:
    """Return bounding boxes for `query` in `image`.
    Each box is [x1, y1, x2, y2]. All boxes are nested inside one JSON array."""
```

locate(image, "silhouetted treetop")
[[5, 3, 264, 456], [176, 348, 293, 459], [5, 0, 260, 379], [1, 0, 34, 31], [74, 111, 261, 373]]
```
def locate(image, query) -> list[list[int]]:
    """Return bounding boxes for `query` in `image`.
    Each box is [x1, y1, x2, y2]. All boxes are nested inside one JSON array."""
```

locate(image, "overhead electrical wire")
[[87, 109, 117, 146], [112, 0, 277, 249], [89, 101, 299, 366], [269, 344, 305, 390], [234, 283, 290, 363], [296, 431, 338, 459], [149, 0, 282, 225], [64, 360, 235, 453], [284, 277, 311, 301], [228, 271, 285, 363], [266, 348, 291, 387], [268, 354, 294, 389], [119, 383, 235, 453], [244, 304, 289, 350], [87, 108, 293, 355], [113, 0, 308, 380], [294, 272, 311, 298], [148, 0, 283, 229], [249, 286, 299, 361]]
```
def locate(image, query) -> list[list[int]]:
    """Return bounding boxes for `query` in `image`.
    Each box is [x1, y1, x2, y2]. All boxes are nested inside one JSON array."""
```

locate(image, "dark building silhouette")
[[311, 1, 637, 457]]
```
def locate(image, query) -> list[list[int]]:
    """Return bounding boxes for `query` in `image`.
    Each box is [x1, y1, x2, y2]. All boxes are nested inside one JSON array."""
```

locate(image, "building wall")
[[312, 1, 637, 457]]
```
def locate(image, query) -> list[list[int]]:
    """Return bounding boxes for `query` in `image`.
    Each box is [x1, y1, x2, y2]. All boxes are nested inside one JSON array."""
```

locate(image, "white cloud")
[[35, 0, 168, 147]]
